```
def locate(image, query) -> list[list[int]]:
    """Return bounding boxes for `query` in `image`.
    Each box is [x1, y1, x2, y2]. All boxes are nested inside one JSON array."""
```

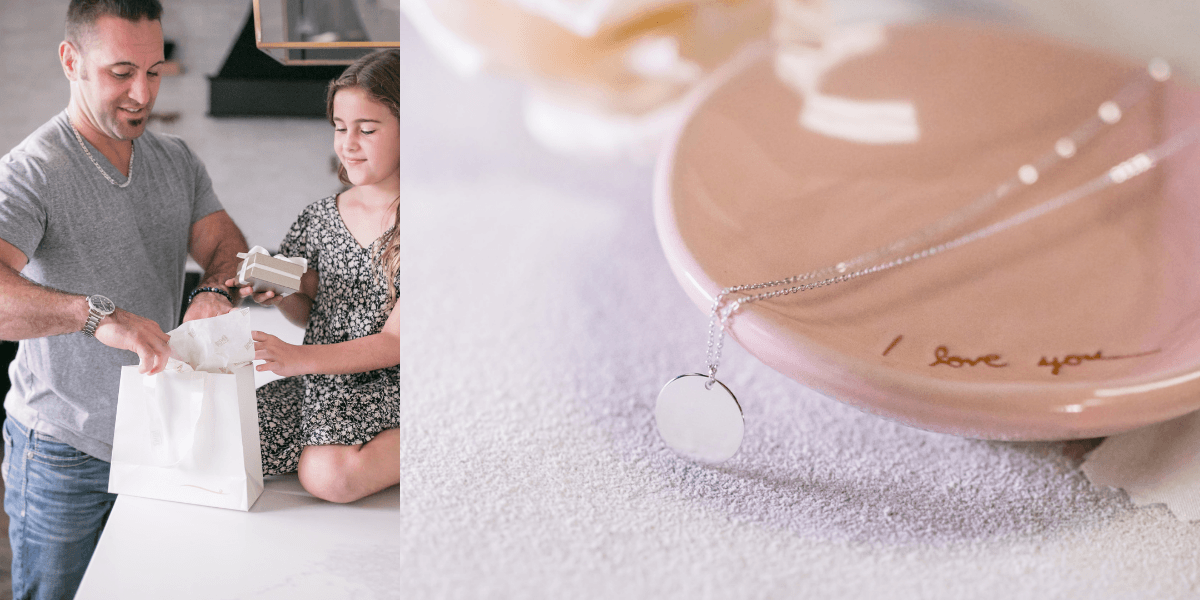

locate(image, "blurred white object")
[[1082, 411, 1200, 522], [402, 0, 820, 159], [775, 22, 920, 144], [624, 36, 703, 83], [504, 0, 678, 37], [523, 88, 687, 162]]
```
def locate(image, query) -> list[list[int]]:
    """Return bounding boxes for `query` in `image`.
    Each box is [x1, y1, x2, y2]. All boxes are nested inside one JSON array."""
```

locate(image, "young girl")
[[227, 49, 400, 503]]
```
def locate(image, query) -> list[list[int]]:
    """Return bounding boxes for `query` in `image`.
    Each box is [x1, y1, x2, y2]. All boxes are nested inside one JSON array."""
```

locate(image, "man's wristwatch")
[[82, 295, 116, 337]]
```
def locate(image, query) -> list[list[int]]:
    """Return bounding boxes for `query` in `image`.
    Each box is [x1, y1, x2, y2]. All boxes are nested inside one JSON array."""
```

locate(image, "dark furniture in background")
[[0, 341, 16, 422]]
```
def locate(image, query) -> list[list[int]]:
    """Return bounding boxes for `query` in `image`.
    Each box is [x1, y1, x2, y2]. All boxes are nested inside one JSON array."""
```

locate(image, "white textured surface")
[[400, 7, 1200, 598], [1083, 411, 1200, 522]]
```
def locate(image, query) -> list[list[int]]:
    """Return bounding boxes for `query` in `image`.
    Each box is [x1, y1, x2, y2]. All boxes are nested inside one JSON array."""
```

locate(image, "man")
[[0, 1, 249, 597]]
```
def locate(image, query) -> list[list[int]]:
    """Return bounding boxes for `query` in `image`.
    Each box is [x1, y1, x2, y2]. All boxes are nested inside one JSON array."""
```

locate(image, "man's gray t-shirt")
[[0, 111, 223, 461]]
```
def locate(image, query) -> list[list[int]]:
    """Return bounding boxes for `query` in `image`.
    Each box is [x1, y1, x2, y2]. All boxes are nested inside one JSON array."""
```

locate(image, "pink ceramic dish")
[[654, 21, 1200, 440]]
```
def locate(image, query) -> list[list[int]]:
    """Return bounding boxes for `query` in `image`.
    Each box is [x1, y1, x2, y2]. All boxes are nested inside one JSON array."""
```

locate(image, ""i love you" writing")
[[882, 336, 1160, 376]]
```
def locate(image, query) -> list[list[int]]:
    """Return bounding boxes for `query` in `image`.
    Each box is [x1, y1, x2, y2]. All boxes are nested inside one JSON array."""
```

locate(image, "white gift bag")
[[109, 309, 264, 511]]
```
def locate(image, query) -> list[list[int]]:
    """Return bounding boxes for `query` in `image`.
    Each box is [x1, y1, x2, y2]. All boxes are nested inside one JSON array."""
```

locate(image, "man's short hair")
[[66, 0, 163, 47]]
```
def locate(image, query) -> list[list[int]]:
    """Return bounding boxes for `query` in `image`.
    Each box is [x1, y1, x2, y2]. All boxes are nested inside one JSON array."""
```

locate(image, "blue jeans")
[[2, 417, 116, 600]]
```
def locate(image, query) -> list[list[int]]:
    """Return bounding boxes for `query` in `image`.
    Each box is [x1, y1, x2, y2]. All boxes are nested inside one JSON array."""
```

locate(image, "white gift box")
[[236, 246, 307, 297]]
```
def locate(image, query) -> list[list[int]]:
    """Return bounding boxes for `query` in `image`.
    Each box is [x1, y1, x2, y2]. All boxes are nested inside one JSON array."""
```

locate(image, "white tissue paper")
[[165, 308, 255, 374], [1081, 410, 1200, 521]]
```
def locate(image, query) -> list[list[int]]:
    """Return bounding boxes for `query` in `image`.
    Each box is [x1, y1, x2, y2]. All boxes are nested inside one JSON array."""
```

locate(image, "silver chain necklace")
[[69, 117, 135, 188], [656, 58, 1197, 464]]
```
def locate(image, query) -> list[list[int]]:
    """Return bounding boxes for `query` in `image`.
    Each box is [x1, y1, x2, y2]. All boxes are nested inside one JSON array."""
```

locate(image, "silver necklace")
[[656, 58, 1194, 464], [69, 117, 135, 188]]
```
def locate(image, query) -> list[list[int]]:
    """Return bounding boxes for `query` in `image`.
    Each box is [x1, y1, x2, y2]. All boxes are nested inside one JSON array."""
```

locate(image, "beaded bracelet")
[[187, 286, 234, 305]]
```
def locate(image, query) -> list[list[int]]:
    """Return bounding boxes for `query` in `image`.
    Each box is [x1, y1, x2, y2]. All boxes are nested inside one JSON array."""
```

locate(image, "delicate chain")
[[702, 59, 1185, 389], [69, 118, 135, 188]]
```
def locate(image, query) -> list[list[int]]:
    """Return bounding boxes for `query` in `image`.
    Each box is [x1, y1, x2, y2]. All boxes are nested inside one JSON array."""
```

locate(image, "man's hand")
[[93, 309, 173, 375], [182, 289, 235, 322], [252, 331, 309, 377]]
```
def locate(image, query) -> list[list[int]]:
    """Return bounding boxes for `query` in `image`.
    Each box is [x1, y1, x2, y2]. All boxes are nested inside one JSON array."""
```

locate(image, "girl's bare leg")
[[297, 427, 400, 503]]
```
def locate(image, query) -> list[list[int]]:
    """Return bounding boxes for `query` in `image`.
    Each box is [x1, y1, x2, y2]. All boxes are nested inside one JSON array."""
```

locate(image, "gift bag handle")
[[141, 374, 205, 468]]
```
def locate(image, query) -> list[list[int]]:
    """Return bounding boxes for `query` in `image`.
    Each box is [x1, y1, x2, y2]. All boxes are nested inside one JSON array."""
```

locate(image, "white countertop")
[[76, 475, 399, 600]]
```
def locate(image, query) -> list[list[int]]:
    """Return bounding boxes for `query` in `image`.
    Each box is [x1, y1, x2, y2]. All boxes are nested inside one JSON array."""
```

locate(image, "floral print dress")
[[257, 195, 399, 476]]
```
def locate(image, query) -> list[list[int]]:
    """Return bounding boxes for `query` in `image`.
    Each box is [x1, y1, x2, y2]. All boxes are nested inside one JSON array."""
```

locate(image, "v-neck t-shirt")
[[0, 110, 223, 461]]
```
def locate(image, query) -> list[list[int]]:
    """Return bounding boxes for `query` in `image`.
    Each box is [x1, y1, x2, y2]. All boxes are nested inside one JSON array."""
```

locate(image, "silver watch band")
[[82, 295, 115, 337], [83, 311, 103, 337]]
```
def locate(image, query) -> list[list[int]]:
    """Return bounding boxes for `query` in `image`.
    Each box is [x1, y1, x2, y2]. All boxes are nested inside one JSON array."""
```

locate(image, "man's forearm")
[[199, 249, 245, 291], [182, 213, 251, 322], [196, 226, 249, 293], [0, 264, 88, 340]]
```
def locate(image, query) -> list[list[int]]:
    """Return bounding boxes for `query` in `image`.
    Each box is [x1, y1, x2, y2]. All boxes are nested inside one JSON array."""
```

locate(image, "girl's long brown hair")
[[327, 49, 400, 308]]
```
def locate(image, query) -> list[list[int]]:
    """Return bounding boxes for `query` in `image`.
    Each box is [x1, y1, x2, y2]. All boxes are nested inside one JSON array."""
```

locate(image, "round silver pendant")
[[655, 374, 744, 464]]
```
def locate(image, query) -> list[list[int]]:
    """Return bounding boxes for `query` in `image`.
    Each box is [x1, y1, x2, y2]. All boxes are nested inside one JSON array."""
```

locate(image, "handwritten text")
[[1038, 349, 1161, 375], [928, 346, 1009, 369]]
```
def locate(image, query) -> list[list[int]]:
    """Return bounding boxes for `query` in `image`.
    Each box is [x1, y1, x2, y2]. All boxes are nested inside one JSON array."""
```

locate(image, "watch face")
[[90, 295, 116, 314]]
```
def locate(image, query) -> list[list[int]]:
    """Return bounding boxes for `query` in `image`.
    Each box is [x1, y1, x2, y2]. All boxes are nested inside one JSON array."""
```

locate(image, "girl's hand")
[[225, 277, 286, 307], [252, 331, 309, 377]]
